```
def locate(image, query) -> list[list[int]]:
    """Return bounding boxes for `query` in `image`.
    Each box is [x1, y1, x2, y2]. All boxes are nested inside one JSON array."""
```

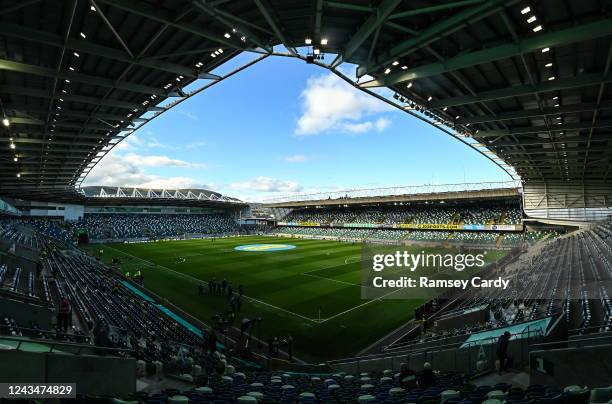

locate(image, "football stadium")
[[1, 0, 612, 402]]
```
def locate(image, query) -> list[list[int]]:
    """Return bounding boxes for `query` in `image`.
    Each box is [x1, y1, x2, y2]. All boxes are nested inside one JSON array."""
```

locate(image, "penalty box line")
[[317, 287, 404, 324], [300, 255, 363, 275], [299, 256, 403, 323], [103, 245, 321, 324]]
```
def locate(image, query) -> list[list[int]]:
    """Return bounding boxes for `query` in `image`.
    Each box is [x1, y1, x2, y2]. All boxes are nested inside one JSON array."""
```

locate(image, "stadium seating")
[[455, 221, 610, 333], [284, 205, 521, 226], [272, 227, 531, 246], [104, 371, 611, 404], [75, 213, 238, 240]]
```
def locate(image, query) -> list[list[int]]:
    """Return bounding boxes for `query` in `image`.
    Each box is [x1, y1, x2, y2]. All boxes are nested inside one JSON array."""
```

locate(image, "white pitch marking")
[[300, 257, 363, 275], [317, 287, 404, 324], [103, 245, 320, 323], [301, 272, 361, 287]]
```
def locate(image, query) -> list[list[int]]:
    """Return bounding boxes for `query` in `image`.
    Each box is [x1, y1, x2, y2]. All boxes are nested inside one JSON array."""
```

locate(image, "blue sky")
[[84, 53, 510, 202]]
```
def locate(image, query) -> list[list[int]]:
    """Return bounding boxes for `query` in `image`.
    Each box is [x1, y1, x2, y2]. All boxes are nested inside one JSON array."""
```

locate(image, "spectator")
[[36, 260, 43, 278], [399, 362, 417, 389], [497, 331, 511, 374], [208, 330, 217, 353], [57, 297, 71, 333], [417, 362, 437, 389], [286, 335, 293, 361]]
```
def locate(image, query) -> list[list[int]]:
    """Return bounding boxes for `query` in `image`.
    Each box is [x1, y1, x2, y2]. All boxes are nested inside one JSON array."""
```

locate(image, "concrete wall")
[[332, 337, 539, 376], [530, 344, 612, 387], [0, 250, 38, 273], [0, 295, 53, 329], [0, 349, 136, 396]]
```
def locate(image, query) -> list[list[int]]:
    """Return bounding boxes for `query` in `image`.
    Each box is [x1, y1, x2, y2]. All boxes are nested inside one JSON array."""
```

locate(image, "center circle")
[[234, 244, 297, 252]]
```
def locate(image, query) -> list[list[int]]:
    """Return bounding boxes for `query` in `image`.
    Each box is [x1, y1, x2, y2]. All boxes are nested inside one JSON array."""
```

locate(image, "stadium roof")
[[263, 181, 521, 208], [81, 185, 242, 203], [0, 0, 610, 202]]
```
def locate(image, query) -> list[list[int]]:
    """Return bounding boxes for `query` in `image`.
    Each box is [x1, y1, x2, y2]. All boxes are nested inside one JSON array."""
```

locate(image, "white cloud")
[[342, 117, 391, 134], [84, 152, 207, 189], [145, 136, 176, 149], [284, 154, 309, 163], [134, 177, 208, 189], [177, 109, 199, 121], [111, 133, 176, 151], [122, 153, 205, 168], [186, 141, 208, 149], [229, 176, 303, 193], [295, 72, 392, 135]]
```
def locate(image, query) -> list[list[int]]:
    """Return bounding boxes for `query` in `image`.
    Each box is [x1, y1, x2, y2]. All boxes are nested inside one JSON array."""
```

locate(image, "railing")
[[327, 328, 543, 376], [0, 324, 89, 343], [0, 334, 134, 356], [530, 332, 612, 350], [328, 327, 542, 366]]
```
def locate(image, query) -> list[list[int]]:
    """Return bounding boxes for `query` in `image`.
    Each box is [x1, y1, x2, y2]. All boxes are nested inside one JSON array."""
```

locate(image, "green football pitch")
[[87, 236, 504, 362]]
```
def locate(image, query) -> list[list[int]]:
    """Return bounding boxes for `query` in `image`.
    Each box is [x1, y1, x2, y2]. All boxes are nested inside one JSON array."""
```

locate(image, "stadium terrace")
[[1, 0, 612, 401]]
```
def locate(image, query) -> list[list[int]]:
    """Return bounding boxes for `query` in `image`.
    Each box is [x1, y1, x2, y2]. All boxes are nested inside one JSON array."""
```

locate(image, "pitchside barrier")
[[0, 336, 136, 396], [0, 294, 53, 329], [276, 223, 525, 232], [86, 232, 240, 244], [269, 233, 521, 249], [529, 334, 612, 388], [328, 328, 543, 376]]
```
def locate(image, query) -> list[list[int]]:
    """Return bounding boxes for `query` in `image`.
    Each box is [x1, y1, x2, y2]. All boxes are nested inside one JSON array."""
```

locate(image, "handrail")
[[530, 334, 612, 350], [328, 328, 542, 365], [0, 287, 49, 306], [0, 325, 88, 342], [568, 324, 612, 334], [0, 334, 135, 356]]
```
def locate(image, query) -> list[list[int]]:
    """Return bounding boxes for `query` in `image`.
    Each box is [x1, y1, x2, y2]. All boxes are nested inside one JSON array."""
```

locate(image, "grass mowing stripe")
[[103, 244, 320, 323], [93, 236, 461, 362]]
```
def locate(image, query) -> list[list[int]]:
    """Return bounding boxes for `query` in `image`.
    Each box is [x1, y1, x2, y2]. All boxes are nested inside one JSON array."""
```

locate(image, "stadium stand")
[[384, 217, 612, 354], [75, 213, 239, 241], [283, 205, 522, 226], [268, 204, 563, 246], [0, 222, 250, 389], [74, 370, 612, 403]]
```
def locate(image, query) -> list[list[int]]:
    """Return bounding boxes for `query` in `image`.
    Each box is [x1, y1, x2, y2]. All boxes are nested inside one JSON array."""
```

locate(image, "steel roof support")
[[358, 0, 518, 76], [429, 73, 612, 109], [253, 0, 296, 55], [457, 101, 612, 125], [95, 0, 240, 50], [0, 23, 219, 80], [0, 59, 167, 96], [191, 0, 272, 52], [361, 18, 612, 87], [0, 85, 145, 110], [388, 0, 487, 20], [476, 121, 612, 138], [582, 40, 612, 179], [330, 0, 402, 68]]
